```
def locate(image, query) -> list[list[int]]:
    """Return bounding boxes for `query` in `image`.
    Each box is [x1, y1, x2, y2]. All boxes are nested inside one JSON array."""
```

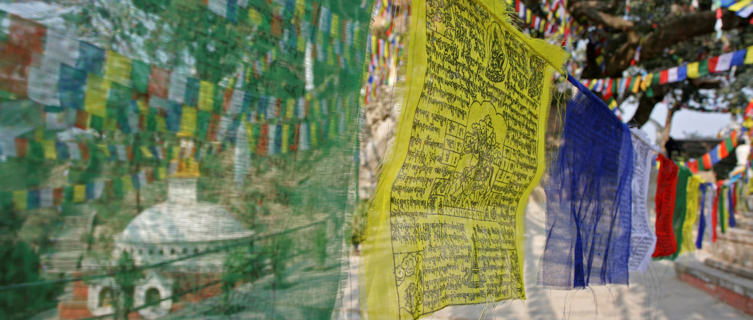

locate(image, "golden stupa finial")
[[171, 137, 200, 178]]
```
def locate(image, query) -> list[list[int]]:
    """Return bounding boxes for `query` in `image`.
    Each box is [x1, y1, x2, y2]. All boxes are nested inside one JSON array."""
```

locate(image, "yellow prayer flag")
[[141, 146, 153, 158], [43, 140, 57, 160], [248, 8, 263, 26], [136, 96, 148, 113], [745, 46, 753, 65], [298, 34, 306, 52], [295, 0, 305, 18], [331, 13, 340, 39], [122, 176, 133, 193], [84, 74, 110, 118], [361, 0, 567, 318], [687, 62, 700, 79], [310, 121, 318, 147], [631, 75, 642, 93], [640, 73, 652, 91], [105, 50, 132, 85], [73, 184, 86, 203], [158, 167, 166, 180], [730, 0, 752, 11], [198, 80, 215, 111], [156, 117, 167, 133], [681, 176, 701, 254], [180, 106, 197, 137], [12, 190, 27, 211], [282, 124, 290, 154], [285, 98, 295, 119]]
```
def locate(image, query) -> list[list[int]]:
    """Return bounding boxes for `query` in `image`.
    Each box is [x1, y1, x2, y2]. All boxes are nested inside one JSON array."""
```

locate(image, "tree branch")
[[567, 1, 635, 31]]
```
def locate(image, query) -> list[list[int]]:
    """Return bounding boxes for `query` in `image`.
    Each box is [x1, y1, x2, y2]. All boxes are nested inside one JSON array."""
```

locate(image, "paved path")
[[338, 195, 752, 320]]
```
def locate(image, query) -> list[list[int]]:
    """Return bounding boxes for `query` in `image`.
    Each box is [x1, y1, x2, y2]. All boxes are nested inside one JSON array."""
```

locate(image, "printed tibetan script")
[[362, 0, 566, 319]]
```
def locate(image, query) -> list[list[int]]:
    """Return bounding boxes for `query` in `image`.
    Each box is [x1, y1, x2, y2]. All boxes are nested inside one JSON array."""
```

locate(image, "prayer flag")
[[667, 67, 678, 83], [363, 1, 568, 316], [631, 75, 642, 93], [697, 183, 709, 248], [732, 49, 747, 67], [745, 46, 753, 64], [680, 175, 701, 254], [13, 190, 27, 211], [84, 74, 110, 118], [629, 129, 658, 272], [678, 64, 688, 81], [543, 75, 633, 288], [660, 69, 669, 84], [667, 167, 691, 260], [716, 52, 733, 72], [73, 184, 86, 203], [104, 50, 132, 85], [653, 154, 679, 258], [729, 185, 736, 228]]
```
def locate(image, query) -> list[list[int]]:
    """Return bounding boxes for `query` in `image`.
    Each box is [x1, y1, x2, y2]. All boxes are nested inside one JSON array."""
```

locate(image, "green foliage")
[[0, 241, 61, 319], [113, 252, 139, 319], [271, 234, 293, 286], [350, 200, 370, 248]]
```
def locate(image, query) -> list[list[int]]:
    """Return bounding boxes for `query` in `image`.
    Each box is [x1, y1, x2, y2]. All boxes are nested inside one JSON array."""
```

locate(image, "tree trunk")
[[659, 105, 679, 156]]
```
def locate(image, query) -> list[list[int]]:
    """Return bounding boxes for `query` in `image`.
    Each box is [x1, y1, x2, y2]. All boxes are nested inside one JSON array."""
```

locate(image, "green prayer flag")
[[131, 60, 150, 93], [699, 59, 709, 77], [669, 167, 691, 260]]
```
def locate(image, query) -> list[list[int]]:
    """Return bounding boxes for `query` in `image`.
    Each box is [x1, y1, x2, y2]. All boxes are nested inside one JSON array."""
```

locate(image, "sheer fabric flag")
[[668, 166, 691, 260], [728, 184, 737, 227], [542, 75, 633, 289], [0, 1, 373, 319], [713, 181, 722, 240], [680, 175, 701, 254], [696, 183, 709, 249], [628, 128, 657, 272], [720, 184, 729, 233], [362, 0, 567, 318], [653, 154, 679, 258]]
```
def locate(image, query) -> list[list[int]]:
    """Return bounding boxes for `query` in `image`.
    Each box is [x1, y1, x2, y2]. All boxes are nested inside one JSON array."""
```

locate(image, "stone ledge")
[[676, 257, 753, 315], [706, 257, 753, 280]]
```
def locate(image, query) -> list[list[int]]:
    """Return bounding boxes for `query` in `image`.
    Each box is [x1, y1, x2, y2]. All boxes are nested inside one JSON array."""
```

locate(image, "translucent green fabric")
[[0, 1, 372, 319]]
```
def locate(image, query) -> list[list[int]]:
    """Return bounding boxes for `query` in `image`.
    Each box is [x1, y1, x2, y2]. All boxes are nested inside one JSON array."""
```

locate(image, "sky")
[[621, 101, 736, 145]]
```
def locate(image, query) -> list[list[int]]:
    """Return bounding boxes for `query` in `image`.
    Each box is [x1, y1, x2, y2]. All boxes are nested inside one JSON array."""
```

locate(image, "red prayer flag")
[[687, 159, 699, 173], [745, 100, 753, 119], [603, 79, 613, 101], [9, 14, 45, 55], [660, 70, 669, 84], [15, 138, 27, 158], [74, 110, 89, 130], [719, 140, 729, 158], [258, 124, 268, 155], [222, 88, 234, 113], [0, 62, 29, 96], [702, 154, 712, 170], [78, 142, 89, 161], [653, 154, 679, 258], [53, 187, 64, 206], [708, 56, 719, 74], [148, 66, 170, 98]]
